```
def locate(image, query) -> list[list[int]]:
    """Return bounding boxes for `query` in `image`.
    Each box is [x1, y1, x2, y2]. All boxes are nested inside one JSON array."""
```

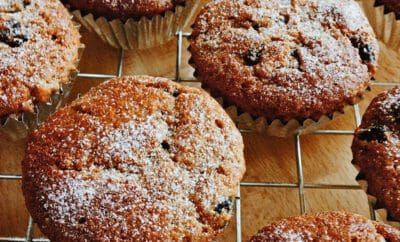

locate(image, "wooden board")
[[1, 2, 400, 241]]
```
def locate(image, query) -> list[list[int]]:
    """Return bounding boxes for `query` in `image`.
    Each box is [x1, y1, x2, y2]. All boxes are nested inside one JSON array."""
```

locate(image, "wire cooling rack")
[[0, 31, 399, 242]]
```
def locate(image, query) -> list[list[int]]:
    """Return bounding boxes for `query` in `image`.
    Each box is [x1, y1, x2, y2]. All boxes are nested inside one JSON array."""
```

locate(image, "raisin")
[[161, 141, 170, 150], [350, 36, 359, 47], [252, 23, 260, 32], [244, 46, 264, 66], [164, 89, 181, 97], [394, 111, 400, 123], [78, 217, 86, 224], [291, 49, 300, 60], [171, 90, 180, 97], [358, 126, 387, 143], [279, 14, 290, 24], [359, 44, 376, 63], [215, 119, 224, 129], [0, 19, 28, 48], [390, 105, 400, 123], [291, 49, 305, 72], [214, 198, 233, 214], [350, 37, 376, 63]]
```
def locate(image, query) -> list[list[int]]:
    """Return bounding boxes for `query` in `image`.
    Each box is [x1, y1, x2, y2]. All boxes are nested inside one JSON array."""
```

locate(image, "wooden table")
[[1, 1, 400, 240]]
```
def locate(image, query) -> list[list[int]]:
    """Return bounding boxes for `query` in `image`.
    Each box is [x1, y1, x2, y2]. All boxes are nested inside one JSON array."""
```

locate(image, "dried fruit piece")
[[214, 198, 233, 214], [358, 44, 376, 63], [244, 46, 264, 66], [171, 90, 180, 97], [161, 141, 170, 150], [350, 37, 376, 64], [358, 126, 387, 143], [0, 19, 28, 47]]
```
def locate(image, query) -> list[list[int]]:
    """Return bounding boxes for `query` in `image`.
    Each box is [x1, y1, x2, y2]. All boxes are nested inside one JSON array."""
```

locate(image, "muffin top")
[[62, 0, 186, 21], [249, 211, 400, 241], [190, 0, 378, 123], [375, 0, 400, 19], [0, 0, 81, 117], [22, 76, 245, 241], [352, 86, 400, 221]]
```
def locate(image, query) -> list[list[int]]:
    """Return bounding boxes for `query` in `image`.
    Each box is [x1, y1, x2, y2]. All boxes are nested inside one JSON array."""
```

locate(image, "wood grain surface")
[[1, 1, 400, 241]]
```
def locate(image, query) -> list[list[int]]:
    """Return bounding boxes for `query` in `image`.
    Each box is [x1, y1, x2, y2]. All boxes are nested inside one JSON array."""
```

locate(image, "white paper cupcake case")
[[70, 0, 203, 50], [353, 0, 400, 228], [0, 44, 84, 141], [355, 170, 400, 229], [208, 93, 355, 137], [358, 0, 400, 51]]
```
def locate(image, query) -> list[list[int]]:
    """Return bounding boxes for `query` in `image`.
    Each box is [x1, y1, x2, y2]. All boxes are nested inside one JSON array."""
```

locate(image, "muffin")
[[375, 0, 400, 19], [0, 0, 81, 138], [62, 0, 186, 21], [62, 0, 204, 49], [352, 87, 400, 222], [249, 211, 400, 241], [190, 0, 379, 136], [22, 76, 245, 241]]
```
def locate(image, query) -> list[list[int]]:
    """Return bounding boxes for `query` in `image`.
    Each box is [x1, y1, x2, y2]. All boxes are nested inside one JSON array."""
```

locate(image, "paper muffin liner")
[[351, 0, 400, 228], [0, 43, 84, 141], [69, 0, 203, 50], [358, 0, 400, 51], [206, 90, 357, 137], [355, 170, 400, 229]]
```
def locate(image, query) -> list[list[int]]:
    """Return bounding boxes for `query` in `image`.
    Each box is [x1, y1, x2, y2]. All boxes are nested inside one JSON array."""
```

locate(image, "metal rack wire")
[[0, 31, 399, 242]]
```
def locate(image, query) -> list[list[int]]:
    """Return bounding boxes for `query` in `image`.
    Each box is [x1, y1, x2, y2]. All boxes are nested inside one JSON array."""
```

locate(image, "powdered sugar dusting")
[[380, 88, 400, 124], [190, 0, 378, 122], [22, 76, 245, 241], [352, 87, 400, 222], [249, 211, 399, 241], [98, 113, 169, 165], [0, 0, 80, 116]]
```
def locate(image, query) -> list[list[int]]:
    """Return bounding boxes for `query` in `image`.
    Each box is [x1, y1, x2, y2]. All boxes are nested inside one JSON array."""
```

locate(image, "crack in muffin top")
[[352, 86, 400, 222], [190, 0, 379, 123], [22, 76, 245, 241], [62, 0, 186, 21]]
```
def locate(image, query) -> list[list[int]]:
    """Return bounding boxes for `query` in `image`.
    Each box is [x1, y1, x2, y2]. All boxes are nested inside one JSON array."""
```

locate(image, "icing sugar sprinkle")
[[23, 76, 245, 240]]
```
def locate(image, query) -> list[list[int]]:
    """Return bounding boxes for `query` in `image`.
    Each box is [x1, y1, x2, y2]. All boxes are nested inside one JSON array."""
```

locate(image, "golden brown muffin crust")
[[352, 87, 400, 222], [22, 76, 245, 241], [0, 0, 80, 117], [62, 0, 186, 21], [249, 211, 400, 241], [190, 0, 379, 123]]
